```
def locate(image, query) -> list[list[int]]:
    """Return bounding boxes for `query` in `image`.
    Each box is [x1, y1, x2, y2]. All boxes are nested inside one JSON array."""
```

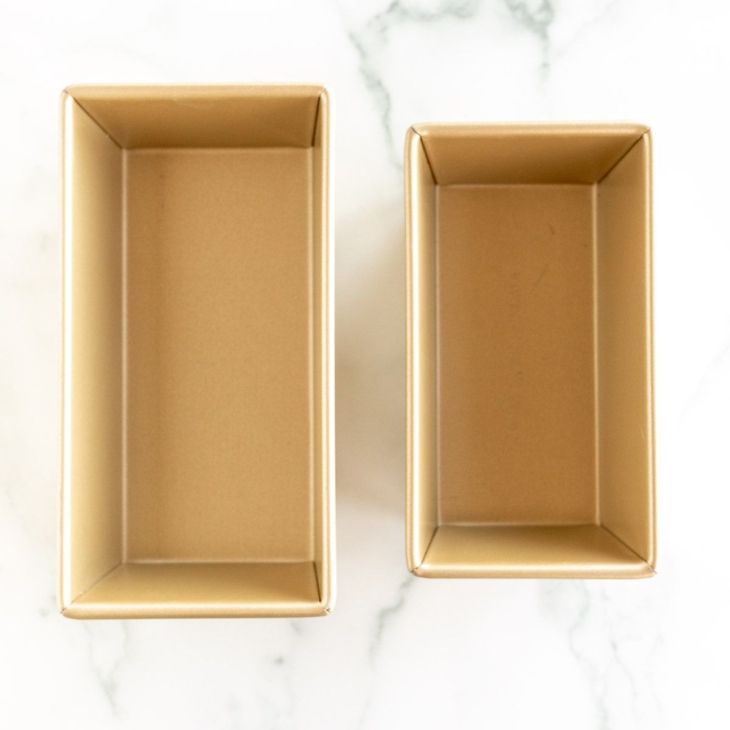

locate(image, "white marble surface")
[[1, 0, 729, 727]]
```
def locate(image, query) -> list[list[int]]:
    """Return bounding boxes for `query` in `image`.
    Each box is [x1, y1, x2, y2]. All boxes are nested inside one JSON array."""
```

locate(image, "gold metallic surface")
[[60, 85, 335, 618], [406, 123, 654, 578]]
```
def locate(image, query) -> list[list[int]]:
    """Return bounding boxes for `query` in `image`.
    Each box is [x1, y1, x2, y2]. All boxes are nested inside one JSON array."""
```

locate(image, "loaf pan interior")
[[60, 86, 333, 617], [406, 124, 654, 578]]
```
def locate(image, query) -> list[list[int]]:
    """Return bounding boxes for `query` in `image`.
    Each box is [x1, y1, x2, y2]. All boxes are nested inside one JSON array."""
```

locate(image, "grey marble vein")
[[503, 0, 555, 80], [357, 575, 415, 729], [289, 618, 305, 636], [555, 0, 624, 57], [542, 581, 616, 730], [345, 1, 480, 167], [565, 583, 613, 730], [37, 592, 57, 618], [645, 633, 666, 727], [255, 623, 301, 729], [369, 574, 415, 662], [82, 621, 131, 716], [540, 581, 663, 730]]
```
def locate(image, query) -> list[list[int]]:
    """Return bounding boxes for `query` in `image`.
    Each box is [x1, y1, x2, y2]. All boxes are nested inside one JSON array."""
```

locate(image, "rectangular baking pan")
[[60, 85, 334, 617], [405, 123, 655, 578]]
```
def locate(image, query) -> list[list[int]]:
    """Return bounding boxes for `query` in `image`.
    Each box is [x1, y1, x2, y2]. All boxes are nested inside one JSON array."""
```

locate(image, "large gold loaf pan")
[[405, 123, 655, 578], [60, 85, 334, 618]]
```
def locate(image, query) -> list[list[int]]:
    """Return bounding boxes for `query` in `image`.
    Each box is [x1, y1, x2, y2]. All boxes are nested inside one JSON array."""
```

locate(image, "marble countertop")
[[1, 0, 729, 727]]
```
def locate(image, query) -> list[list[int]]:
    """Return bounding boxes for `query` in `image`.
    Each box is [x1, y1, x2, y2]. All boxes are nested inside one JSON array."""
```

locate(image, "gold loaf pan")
[[60, 85, 334, 618], [405, 123, 655, 579]]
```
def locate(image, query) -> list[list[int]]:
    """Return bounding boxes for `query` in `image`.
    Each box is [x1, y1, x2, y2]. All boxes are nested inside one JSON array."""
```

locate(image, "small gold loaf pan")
[[60, 85, 334, 618], [405, 123, 655, 579]]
